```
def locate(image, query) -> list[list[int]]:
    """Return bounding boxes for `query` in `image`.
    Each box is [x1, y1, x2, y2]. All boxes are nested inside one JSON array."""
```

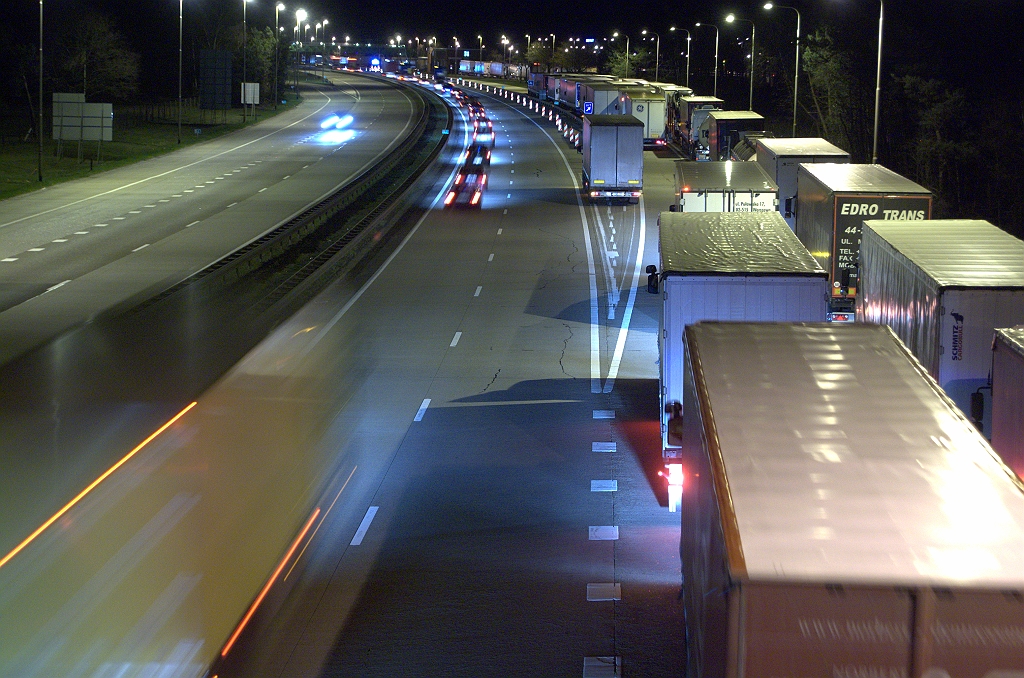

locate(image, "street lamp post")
[[274, 3, 284, 109], [320, 19, 328, 81], [550, 33, 555, 58], [872, 0, 883, 163], [295, 9, 306, 88], [725, 14, 755, 111], [695, 22, 719, 96], [178, 0, 183, 143], [671, 27, 691, 87], [38, 0, 43, 181], [763, 3, 800, 137], [612, 31, 629, 76], [642, 29, 660, 81], [242, 0, 253, 122], [478, 34, 483, 60]]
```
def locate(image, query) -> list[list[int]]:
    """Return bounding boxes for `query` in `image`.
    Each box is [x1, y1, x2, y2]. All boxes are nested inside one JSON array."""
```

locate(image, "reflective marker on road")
[[488, 253, 494, 262], [414, 398, 430, 422], [586, 583, 621, 601], [588, 526, 619, 540], [474, 286, 482, 297], [132, 244, 150, 252], [350, 506, 379, 546], [450, 331, 462, 347], [497, 228, 502, 235]]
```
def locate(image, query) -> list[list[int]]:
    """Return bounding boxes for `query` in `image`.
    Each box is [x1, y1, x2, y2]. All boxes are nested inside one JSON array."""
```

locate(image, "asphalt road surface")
[[0, 83, 687, 677]]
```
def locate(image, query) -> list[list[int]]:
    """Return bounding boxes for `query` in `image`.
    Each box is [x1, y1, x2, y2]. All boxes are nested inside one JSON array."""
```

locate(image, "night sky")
[[5, 0, 1020, 100]]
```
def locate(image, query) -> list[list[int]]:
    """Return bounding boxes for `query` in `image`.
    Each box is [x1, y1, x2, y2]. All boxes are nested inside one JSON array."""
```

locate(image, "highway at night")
[[0, 75, 687, 676]]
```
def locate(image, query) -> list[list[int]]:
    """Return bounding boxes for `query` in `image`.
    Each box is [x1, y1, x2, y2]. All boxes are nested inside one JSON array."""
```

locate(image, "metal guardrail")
[[453, 78, 583, 148]]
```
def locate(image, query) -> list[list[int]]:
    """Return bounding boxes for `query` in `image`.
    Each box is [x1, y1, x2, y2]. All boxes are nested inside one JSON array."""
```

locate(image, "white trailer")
[[673, 161, 779, 212], [859, 219, 1024, 437], [579, 82, 628, 115], [754, 137, 850, 229], [621, 87, 668, 145], [679, 321, 1024, 677], [991, 326, 1024, 478], [651, 212, 827, 456]]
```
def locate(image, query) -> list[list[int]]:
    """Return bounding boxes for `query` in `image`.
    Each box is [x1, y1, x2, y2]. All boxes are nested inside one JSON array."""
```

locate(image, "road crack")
[[482, 368, 501, 392], [559, 322, 575, 378]]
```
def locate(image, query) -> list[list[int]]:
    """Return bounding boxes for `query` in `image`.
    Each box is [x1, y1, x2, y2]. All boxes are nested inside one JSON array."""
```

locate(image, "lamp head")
[[641, 29, 648, 35], [295, 8, 306, 21], [276, 3, 285, 10], [763, 2, 774, 8], [726, 14, 736, 22]]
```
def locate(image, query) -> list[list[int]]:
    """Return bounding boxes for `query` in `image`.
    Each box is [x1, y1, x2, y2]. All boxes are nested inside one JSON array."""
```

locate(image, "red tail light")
[[471, 191, 481, 205], [444, 191, 456, 205]]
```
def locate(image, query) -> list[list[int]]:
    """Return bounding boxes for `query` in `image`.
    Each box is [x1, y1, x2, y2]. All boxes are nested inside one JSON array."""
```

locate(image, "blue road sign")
[[583, 102, 594, 115]]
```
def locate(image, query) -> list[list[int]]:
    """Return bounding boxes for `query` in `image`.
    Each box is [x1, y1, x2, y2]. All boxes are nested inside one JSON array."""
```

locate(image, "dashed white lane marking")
[[158, 199, 170, 203], [586, 583, 621, 601], [205, 181, 215, 184], [172, 194, 183, 197], [414, 398, 430, 422], [227, 202, 237, 208], [283, 175, 291, 180], [474, 286, 482, 297], [503, 209, 508, 215], [511, 169, 514, 174], [450, 331, 462, 347], [258, 187, 268, 192], [52, 238, 68, 243], [591, 480, 618, 492], [215, 176, 224, 180], [506, 193, 511, 198], [45, 280, 71, 293], [592, 442, 616, 453], [144, 204, 156, 208], [593, 410, 615, 419], [349, 506, 379, 546], [186, 220, 200, 228], [74, 231, 89, 235], [588, 526, 619, 540], [497, 228, 502, 235], [132, 244, 150, 252], [1, 258, 17, 262], [302, 164, 309, 169], [183, 190, 194, 193], [28, 248, 44, 252], [113, 216, 126, 219], [509, 180, 513, 185], [194, 186, 205, 189], [487, 253, 494, 262], [128, 210, 141, 214], [583, 656, 622, 676]]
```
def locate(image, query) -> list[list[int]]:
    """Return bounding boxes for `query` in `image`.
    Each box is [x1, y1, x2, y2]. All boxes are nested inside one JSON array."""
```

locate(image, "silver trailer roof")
[[800, 163, 930, 194], [864, 219, 1024, 289], [686, 321, 1024, 588], [755, 137, 848, 157], [708, 110, 764, 122], [659, 212, 824, 276], [996, 326, 1024, 358], [619, 87, 664, 100], [681, 95, 724, 104], [675, 160, 778, 193]]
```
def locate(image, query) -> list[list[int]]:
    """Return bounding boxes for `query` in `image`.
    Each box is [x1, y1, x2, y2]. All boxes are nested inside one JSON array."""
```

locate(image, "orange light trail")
[[220, 507, 321, 658], [0, 401, 198, 570]]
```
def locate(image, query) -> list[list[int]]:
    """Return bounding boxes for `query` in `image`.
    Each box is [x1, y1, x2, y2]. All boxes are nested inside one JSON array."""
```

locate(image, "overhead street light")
[[295, 9, 306, 88], [725, 13, 755, 111], [695, 22, 719, 96], [274, 3, 284, 110], [670, 26, 691, 87], [763, 2, 800, 137], [642, 29, 660, 82], [550, 33, 555, 58], [872, 0, 883, 163], [612, 31, 630, 76]]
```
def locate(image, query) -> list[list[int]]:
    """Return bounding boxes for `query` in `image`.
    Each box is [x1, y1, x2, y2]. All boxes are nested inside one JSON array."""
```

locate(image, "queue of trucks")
[[454, 68, 1024, 678]]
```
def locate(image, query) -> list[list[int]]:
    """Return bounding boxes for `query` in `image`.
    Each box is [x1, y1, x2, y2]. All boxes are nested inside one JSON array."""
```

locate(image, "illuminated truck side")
[[680, 321, 1024, 677], [795, 163, 932, 321]]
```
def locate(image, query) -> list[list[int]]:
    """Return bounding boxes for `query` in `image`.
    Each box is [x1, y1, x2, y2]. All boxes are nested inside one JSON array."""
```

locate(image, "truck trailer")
[[672, 161, 779, 212], [578, 82, 628, 115], [679, 321, 1024, 678], [650, 212, 827, 457], [581, 114, 643, 203], [796, 163, 932, 321], [859, 219, 1024, 437], [676, 95, 723, 155], [621, 87, 668, 146], [706, 110, 764, 161], [991, 326, 1024, 478], [754, 137, 850, 229]]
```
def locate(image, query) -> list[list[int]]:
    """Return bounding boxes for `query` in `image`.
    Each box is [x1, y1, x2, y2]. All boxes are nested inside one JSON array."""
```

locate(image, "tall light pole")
[[763, 3, 800, 137], [274, 3, 284, 109], [320, 19, 328, 81], [695, 22, 718, 96], [725, 14, 755, 111], [670, 27, 692, 87], [612, 31, 630, 76], [550, 33, 555, 58], [642, 30, 660, 81], [478, 34, 483, 60], [295, 8, 306, 88], [38, 0, 43, 182], [242, 0, 252, 122], [872, 0, 883, 163], [178, 0, 183, 143], [525, 33, 530, 52]]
